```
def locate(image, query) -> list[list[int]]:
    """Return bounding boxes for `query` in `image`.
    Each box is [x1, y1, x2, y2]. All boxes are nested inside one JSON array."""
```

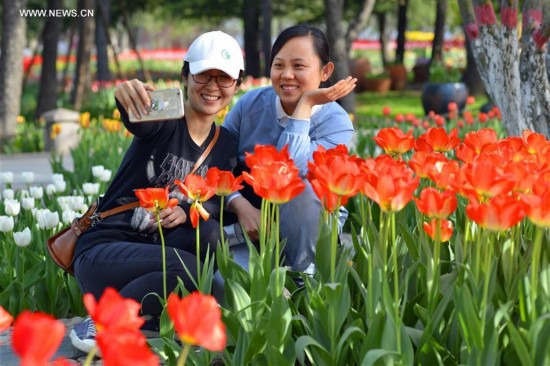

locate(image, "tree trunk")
[[431, 0, 447, 64], [71, 0, 96, 110], [60, 19, 76, 94], [0, 0, 27, 145], [395, 0, 408, 64], [457, 0, 550, 136], [261, 0, 272, 77], [377, 12, 389, 66], [95, 0, 112, 82], [461, 24, 485, 96], [37, 0, 63, 117], [325, 0, 355, 114], [243, 0, 260, 77]]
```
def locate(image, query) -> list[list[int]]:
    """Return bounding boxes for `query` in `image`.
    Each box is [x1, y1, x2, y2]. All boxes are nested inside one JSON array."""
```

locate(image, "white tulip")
[[36, 209, 59, 230], [21, 197, 35, 210], [2, 189, 14, 200], [54, 180, 66, 193], [46, 184, 57, 196], [82, 183, 100, 196], [92, 165, 105, 178], [62, 210, 79, 224], [22, 172, 34, 184], [99, 169, 112, 182], [1, 172, 14, 184], [0, 216, 14, 232], [29, 186, 44, 199], [4, 199, 20, 216], [51, 174, 65, 183], [13, 228, 31, 247]]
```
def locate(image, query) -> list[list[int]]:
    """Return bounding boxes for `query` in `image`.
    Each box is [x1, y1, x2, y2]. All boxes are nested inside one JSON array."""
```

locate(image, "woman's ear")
[[321, 62, 335, 82]]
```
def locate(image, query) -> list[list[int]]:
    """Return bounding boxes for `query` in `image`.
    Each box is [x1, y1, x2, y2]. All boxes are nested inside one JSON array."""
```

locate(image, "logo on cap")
[[221, 49, 231, 60]]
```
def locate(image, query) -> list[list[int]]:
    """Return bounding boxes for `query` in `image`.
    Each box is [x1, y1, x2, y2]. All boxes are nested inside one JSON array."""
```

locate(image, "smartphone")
[[129, 88, 184, 123]]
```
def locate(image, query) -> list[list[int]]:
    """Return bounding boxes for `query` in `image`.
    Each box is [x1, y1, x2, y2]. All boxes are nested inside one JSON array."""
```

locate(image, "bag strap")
[[190, 125, 220, 175], [95, 125, 221, 221]]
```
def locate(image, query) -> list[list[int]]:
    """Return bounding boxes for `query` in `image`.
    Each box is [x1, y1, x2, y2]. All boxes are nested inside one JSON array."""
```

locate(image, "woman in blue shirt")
[[223, 24, 356, 274]]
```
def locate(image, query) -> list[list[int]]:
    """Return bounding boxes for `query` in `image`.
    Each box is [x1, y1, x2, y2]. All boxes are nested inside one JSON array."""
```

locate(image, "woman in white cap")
[[69, 31, 243, 354]]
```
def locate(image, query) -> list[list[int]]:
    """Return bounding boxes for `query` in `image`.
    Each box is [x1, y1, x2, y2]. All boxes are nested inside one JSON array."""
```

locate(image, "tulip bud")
[[13, 228, 31, 247]]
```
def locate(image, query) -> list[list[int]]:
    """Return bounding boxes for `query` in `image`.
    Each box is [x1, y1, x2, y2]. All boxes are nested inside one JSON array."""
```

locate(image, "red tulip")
[[135, 186, 178, 214], [423, 218, 453, 242], [361, 155, 419, 212], [83, 287, 144, 334], [466, 194, 526, 232], [206, 167, 244, 197], [0, 306, 12, 333], [373, 127, 415, 157], [167, 292, 226, 352], [175, 175, 217, 228], [243, 162, 305, 204], [415, 188, 457, 219], [415, 127, 461, 153], [455, 128, 498, 163], [97, 328, 159, 366], [520, 181, 550, 228], [12, 311, 65, 365], [245, 144, 292, 169]]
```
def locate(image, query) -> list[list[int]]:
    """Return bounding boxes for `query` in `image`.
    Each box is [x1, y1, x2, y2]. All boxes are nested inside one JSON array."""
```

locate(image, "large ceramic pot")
[[385, 64, 407, 91], [364, 77, 392, 93], [421, 82, 469, 115]]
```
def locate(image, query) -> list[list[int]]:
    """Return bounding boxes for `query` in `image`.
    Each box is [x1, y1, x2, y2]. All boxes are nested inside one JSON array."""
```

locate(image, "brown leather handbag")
[[45, 125, 220, 275]]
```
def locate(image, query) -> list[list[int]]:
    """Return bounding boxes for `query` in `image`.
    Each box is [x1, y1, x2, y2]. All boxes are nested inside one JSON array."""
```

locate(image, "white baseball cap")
[[184, 31, 244, 80]]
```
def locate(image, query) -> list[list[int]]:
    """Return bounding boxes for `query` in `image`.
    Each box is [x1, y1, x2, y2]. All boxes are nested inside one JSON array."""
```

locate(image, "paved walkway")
[[0, 152, 74, 188]]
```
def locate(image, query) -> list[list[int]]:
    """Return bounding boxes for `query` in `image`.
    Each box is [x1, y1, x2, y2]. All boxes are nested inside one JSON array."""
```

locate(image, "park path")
[[0, 152, 73, 188]]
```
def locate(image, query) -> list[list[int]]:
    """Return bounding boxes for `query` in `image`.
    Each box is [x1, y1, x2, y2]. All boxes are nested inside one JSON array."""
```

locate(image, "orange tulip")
[[373, 127, 415, 157], [135, 186, 178, 214], [414, 188, 457, 219], [466, 194, 526, 232], [245, 144, 292, 169], [97, 328, 159, 366], [310, 180, 343, 213], [423, 218, 453, 242], [0, 305, 12, 333], [83, 287, 144, 334], [205, 167, 244, 197], [361, 155, 419, 212], [243, 162, 305, 204], [175, 175, 217, 228], [520, 181, 550, 228], [522, 130, 550, 155], [498, 136, 532, 163], [167, 292, 226, 352], [426, 159, 460, 191], [408, 151, 449, 179], [415, 127, 461, 153], [12, 311, 65, 365], [455, 128, 498, 163]]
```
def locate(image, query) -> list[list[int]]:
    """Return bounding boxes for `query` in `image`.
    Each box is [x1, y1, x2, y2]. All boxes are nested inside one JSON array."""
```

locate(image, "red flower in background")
[[135, 186, 178, 214], [466, 194, 526, 232], [361, 155, 419, 212], [167, 292, 226, 352], [175, 175, 217, 228], [0, 306, 12, 333], [423, 218, 454, 242], [415, 127, 461, 153], [373, 127, 415, 158], [206, 167, 244, 197], [12, 311, 65, 365], [415, 188, 457, 219]]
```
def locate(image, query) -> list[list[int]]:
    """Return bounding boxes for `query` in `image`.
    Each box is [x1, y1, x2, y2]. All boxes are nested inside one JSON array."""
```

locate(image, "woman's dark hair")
[[269, 24, 331, 69], [269, 24, 332, 87]]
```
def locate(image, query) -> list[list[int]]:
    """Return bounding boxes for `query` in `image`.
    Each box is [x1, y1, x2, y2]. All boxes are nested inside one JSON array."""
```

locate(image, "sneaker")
[[69, 317, 97, 354]]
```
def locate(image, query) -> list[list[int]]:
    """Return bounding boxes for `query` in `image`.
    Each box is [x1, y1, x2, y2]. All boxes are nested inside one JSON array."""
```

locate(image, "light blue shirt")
[[223, 86, 355, 176]]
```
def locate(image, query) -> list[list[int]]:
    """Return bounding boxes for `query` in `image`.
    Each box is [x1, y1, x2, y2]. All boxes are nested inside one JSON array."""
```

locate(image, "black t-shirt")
[[74, 100, 237, 259]]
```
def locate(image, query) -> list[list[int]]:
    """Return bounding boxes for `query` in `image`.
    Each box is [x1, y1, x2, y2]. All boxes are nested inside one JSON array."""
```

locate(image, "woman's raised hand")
[[114, 79, 155, 120], [293, 76, 357, 119]]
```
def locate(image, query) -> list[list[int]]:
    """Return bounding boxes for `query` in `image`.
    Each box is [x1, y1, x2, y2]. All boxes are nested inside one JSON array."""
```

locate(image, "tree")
[[36, 0, 63, 117], [96, 0, 112, 82], [324, 0, 376, 113], [457, 0, 550, 136]]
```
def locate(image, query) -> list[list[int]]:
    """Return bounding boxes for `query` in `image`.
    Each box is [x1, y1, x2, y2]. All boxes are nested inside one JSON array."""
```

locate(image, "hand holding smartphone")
[[129, 88, 185, 123]]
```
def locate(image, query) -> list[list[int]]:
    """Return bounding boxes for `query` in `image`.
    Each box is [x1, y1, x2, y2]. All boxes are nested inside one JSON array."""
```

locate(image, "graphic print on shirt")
[[129, 149, 208, 233]]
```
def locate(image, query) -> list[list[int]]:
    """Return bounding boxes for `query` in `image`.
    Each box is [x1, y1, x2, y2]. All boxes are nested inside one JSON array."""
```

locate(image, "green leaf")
[[361, 349, 399, 366], [315, 221, 332, 283], [266, 294, 292, 350], [295, 335, 331, 365], [454, 285, 483, 350]]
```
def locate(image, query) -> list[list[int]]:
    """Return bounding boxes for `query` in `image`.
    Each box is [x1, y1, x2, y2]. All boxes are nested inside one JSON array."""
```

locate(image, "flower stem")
[[83, 346, 97, 366], [177, 343, 192, 366], [390, 212, 401, 355], [275, 204, 281, 293], [196, 222, 201, 285], [157, 214, 167, 303], [530, 227, 543, 322]]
